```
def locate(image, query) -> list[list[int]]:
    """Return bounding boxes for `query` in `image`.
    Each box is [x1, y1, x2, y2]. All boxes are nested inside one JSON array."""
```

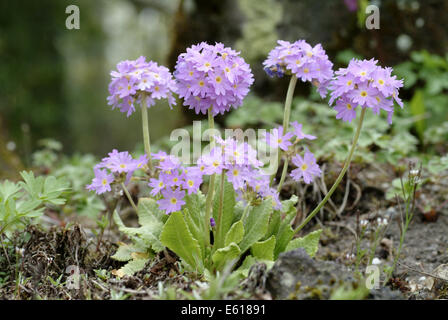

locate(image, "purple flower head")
[[157, 188, 186, 214], [329, 58, 403, 124], [210, 217, 216, 227], [100, 149, 140, 174], [148, 177, 165, 196], [174, 42, 254, 116], [291, 150, 322, 184], [86, 168, 115, 195], [265, 126, 294, 151], [263, 40, 334, 98], [107, 57, 177, 117]]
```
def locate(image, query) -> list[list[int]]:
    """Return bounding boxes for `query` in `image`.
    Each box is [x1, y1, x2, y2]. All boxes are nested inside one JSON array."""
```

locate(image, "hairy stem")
[[294, 107, 367, 235], [141, 96, 153, 171], [121, 182, 138, 213], [214, 172, 226, 250], [204, 107, 216, 247], [271, 75, 298, 186]]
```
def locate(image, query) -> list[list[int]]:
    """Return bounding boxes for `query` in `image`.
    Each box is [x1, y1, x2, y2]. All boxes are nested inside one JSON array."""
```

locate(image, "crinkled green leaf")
[[211, 242, 241, 271], [224, 220, 244, 247], [285, 229, 322, 257], [239, 200, 272, 253], [213, 176, 236, 249], [160, 211, 203, 272], [251, 235, 276, 261]]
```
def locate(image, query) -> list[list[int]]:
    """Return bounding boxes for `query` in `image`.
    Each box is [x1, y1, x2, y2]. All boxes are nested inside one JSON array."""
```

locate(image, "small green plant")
[[0, 171, 69, 237], [384, 164, 421, 284]]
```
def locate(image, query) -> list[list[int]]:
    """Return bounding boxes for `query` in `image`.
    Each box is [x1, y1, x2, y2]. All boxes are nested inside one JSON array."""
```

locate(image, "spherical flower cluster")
[[263, 40, 334, 98], [86, 150, 148, 194], [107, 56, 177, 117], [329, 58, 403, 124], [174, 42, 254, 116]]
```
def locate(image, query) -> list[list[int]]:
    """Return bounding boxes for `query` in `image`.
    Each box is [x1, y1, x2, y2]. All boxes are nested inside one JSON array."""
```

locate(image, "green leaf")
[[183, 193, 206, 252], [0, 180, 22, 202], [212, 176, 236, 249], [116, 258, 148, 277], [224, 220, 244, 247], [211, 242, 241, 271], [160, 211, 204, 272], [113, 198, 164, 253], [251, 235, 276, 261], [239, 200, 272, 253], [274, 224, 295, 259], [285, 229, 322, 257], [112, 243, 138, 262]]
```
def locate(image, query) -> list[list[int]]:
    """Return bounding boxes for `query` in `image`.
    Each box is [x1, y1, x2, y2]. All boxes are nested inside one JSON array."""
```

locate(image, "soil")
[[0, 163, 447, 300]]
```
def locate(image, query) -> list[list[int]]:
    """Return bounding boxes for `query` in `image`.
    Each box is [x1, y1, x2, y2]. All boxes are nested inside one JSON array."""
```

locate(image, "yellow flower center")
[[200, 165, 205, 171], [205, 62, 211, 68], [170, 198, 177, 205], [301, 163, 308, 171], [154, 86, 160, 91], [295, 60, 301, 65], [158, 181, 164, 187], [102, 179, 107, 185], [378, 79, 384, 85], [376, 96, 381, 102], [232, 169, 239, 176], [225, 67, 230, 73], [347, 80, 353, 86], [120, 164, 126, 169], [215, 76, 222, 83], [360, 71, 366, 76], [189, 71, 194, 76], [199, 80, 205, 87], [127, 85, 131, 90], [347, 103, 352, 110], [222, 53, 228, 59], [188, 180, 194, 187], [360, 91, 367, 97], [212, 160, 220, 167], [306, 51, 313, 57], [303, 68, 310, 74], [173, 177, 178, 183]]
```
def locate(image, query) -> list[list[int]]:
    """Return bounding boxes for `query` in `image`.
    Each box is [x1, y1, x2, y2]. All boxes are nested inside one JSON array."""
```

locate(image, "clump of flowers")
[[147, 151, 202, 214], [329, 58, 403, 124], [86, 149, 148, 194], [263, 40, 334, 97], [174, 42, 254, 115], [107, 56, 177, 117], [264, 122, 321, 186]]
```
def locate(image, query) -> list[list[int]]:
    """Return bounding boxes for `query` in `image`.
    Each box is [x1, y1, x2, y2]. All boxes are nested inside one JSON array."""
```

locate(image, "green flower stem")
[[294, 107, 367, 235], [141, 97, 153, 172], [271, 75, 298, 186], [204, 107, 216, 247], [282, 75, 298, 131], [121, 182, 138, 213], [277, 158, 289, 192], [214, 172, 226, 250]]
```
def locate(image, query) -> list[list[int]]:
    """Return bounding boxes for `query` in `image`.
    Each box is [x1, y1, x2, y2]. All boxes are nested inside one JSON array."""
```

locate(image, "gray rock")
[[266, 248, 404, 300]]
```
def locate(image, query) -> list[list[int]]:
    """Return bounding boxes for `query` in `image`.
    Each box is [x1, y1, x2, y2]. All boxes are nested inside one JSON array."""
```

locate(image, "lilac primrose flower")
[[157, 188, 186, 214], [265, 126, 294, 151], [174, 42, 254, 116], [329, 58, 403, 124], [290, 121, 317, 141], [107, 56, 177, 117], [263, 40, 334, 98], [291, 150, 322, 184], [86, 168, 115, 195]]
